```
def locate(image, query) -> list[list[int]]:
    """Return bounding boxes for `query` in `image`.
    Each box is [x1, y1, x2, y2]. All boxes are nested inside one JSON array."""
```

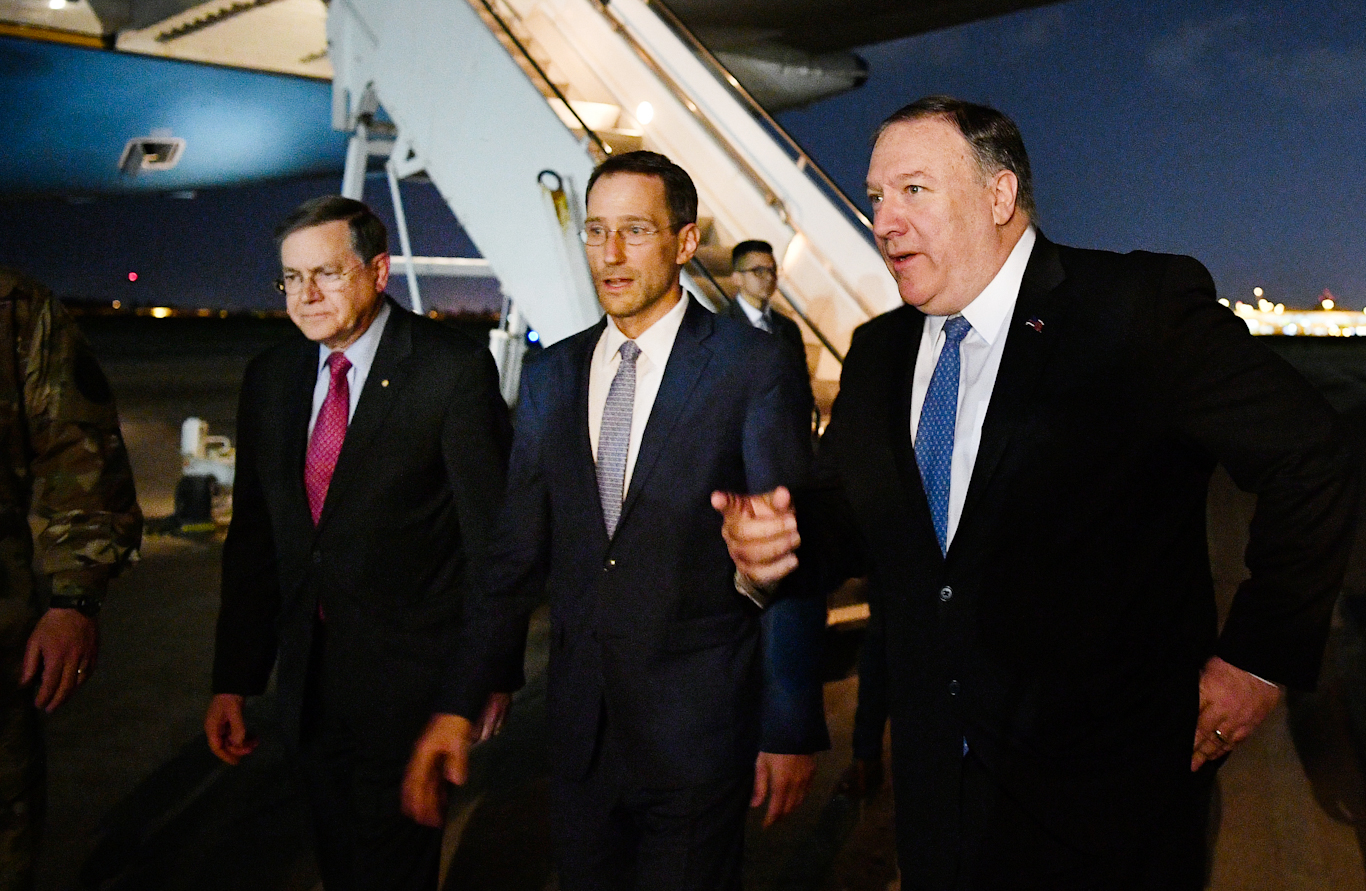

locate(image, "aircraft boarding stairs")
[[328, 0, 903, 409]]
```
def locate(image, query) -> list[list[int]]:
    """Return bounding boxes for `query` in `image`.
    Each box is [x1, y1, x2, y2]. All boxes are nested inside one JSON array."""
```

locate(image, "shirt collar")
[[602, 292, 690, 368], [736, 296, 768, 325], [924, 226, 1036, 346], [318, 298, 392, 372]]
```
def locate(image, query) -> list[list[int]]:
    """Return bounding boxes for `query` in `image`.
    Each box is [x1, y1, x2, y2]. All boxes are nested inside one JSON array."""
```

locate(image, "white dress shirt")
[[910, 226, 1037, 549], [736, 295, 771, 330], [588, 294, 690, 493], [308, 300, 392, 437]]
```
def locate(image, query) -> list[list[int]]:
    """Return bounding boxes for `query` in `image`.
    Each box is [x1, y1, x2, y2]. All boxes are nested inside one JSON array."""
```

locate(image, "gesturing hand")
[[710, 486, 800, 587]]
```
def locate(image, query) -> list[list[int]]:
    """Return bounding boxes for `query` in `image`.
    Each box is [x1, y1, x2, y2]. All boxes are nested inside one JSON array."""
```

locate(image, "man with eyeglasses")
[[205, 195, 512, 890], [725, 241, 816, 425], [726, 242, 800, 353], [404, 151, 827, 890]]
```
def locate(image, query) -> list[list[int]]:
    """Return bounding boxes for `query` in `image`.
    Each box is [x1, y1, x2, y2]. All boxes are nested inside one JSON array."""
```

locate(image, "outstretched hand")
[[1191, 655, 1281, 771], [710, 486, 800, 587]]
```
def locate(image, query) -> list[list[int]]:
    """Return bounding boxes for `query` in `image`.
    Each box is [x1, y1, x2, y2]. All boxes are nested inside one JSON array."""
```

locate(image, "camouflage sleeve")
[[20, 286, 141, 602]]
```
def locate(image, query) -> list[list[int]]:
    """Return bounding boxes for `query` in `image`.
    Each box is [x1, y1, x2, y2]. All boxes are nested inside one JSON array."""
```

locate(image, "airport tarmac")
[[29, 315, 1366, 890]]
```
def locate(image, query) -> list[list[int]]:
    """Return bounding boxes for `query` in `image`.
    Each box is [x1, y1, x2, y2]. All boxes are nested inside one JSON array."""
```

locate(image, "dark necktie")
[[597, 341, 640, 538], [916, 315, 972, 553], [756, 309, 774, 333], [305, 352, 351, 525]]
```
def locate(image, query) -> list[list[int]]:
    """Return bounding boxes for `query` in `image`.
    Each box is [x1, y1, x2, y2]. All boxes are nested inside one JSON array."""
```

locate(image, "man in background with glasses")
[[725, 240, 815, 426], [405, 151, 827, 890], [205, 196, 512, 890]]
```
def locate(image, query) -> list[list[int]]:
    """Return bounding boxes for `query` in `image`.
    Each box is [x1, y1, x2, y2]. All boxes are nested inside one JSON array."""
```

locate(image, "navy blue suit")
[[802, 236, 1357, 889], [447, 297, 827, 888]]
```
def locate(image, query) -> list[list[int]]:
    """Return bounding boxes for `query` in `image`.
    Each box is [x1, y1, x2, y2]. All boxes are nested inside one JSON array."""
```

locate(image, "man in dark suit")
[[725, 241, 805, 356], [718, 97, 1357, 889], [204, 196, 512, 890], [403, 151, 827, 890], [724, 240, 816, 424]]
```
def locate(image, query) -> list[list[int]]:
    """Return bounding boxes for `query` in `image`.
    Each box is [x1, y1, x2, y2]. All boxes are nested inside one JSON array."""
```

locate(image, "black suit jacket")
[[723, 297, 815, 417], [806, 236, 1357, 883], [448, 298, 827, 787], [213, 300, 512, 755]]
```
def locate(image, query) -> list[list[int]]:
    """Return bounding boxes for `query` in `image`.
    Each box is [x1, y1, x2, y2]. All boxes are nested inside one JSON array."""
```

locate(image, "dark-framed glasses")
[[736, 265, 778, 278], [580, 222, 669, 247]]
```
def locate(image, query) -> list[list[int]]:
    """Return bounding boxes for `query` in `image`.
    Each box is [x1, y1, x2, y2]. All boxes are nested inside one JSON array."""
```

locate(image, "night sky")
[[1, 0, 1363, 312], [780, 0, 1366, 310]]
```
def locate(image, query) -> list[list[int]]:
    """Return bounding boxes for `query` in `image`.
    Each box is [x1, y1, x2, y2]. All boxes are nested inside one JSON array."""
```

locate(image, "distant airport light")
[[1274, 304, 1284, 314], [636, 102, 654, 125], [527, 330, 540, 343], [1322, 298, 1335, 310], [128, 272, 138, 282], [150, 307, 172, 319], [111, 300, 121, 309], [1218, 298, 1230, 307], [1253, 287, 1264, 298]]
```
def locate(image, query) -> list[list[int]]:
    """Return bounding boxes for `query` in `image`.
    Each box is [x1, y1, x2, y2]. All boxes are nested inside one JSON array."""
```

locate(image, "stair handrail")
[[469, 0, 848, 365], [639, 0, 873, 234], [476, 0, 611, 158], [585, 0, 875, 345]]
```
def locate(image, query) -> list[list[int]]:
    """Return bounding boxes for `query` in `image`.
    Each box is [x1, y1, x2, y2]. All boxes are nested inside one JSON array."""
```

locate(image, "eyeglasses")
[[580, 222, 671, 247], [736, 265, 777, 278], [275, 261, 367, 294]]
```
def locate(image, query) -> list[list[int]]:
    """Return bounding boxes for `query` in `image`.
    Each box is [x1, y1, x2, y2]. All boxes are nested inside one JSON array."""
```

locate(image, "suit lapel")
[[314, 302, 413, 532], [573, 319, 612, 544], [617, 299, 712, 532], [956, 235, 1067, 542], [283, 341, 320, 531]]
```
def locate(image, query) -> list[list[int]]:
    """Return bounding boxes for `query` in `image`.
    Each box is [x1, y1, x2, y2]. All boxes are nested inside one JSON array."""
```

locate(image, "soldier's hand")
[[205, 693, 258, 765], [21, 607, 98, 712]]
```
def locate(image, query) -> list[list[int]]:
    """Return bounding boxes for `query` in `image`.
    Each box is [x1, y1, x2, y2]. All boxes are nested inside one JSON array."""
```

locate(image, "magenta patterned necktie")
[[305, 352, 351, 525]]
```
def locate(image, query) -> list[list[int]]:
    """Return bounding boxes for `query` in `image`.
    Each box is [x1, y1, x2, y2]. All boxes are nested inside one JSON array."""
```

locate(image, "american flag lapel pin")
[[1025, 317, 1045, 333]]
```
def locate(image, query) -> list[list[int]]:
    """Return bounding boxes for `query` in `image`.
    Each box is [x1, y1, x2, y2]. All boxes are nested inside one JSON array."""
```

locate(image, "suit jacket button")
[[939, 586, 953, 602], [604, 557, 617, 571], [949, 680, 960, 696]]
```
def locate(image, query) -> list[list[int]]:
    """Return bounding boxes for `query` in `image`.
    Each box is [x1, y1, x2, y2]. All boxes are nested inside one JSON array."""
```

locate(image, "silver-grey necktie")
[[597, 340, 640, 537]]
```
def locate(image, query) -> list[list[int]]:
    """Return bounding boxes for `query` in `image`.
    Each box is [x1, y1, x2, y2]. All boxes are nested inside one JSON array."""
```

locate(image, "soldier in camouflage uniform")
[[0, 267, 141, 891]]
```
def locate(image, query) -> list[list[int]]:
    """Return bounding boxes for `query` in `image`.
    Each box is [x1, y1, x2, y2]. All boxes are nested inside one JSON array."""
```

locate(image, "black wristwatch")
[[48, 594, 102, 617]]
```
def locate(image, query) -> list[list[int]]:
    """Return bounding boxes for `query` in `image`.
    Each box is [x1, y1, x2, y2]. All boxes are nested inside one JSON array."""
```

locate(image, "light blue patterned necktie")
[[598, 340, 641, 538], [916, 315, 972, 553]]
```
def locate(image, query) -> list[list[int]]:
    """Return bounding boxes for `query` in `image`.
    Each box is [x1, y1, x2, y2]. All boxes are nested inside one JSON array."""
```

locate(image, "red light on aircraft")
[[128, 272, 138, 282]]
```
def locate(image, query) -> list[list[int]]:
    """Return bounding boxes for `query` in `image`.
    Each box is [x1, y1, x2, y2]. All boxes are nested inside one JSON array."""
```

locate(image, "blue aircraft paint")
[[1, 35, 347, 196]]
